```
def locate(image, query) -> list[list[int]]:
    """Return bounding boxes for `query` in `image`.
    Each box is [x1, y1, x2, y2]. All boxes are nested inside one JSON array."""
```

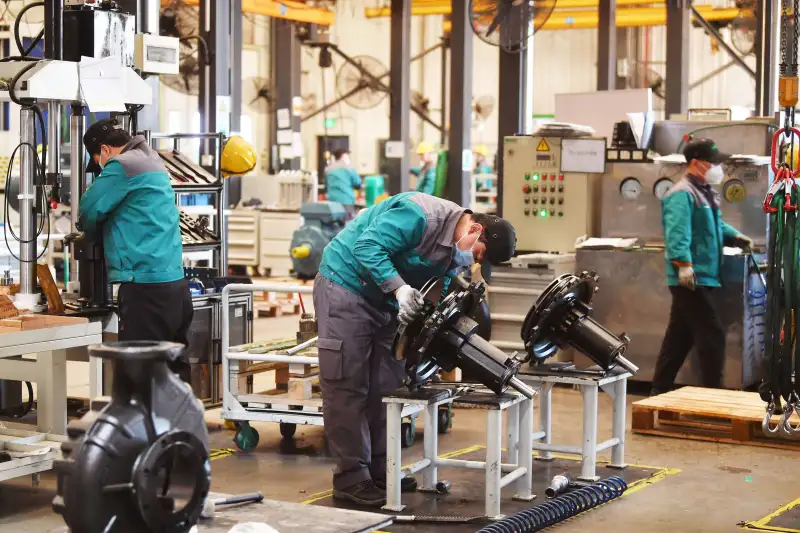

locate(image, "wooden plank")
[[36, 264, 65, 314], [0, 296, 18, 320], [631, 406, 654, 431], [288, 376, 314, 400], [633, 427, 800, 452], [240, 392, 323, 408], [634, 387, 795, 423]]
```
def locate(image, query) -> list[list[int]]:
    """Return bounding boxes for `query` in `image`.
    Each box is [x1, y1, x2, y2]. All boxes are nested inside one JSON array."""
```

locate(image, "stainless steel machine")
[[502, 135, 605, 253], [581, 118, 774, 388]]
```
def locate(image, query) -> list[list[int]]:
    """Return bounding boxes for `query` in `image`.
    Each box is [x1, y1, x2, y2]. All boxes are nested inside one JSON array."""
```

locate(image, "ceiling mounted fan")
[[469, 0, 555, 53]]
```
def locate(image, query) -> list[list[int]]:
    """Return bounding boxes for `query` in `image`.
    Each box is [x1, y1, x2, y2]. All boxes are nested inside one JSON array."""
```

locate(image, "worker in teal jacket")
[[411, 141, 437, 195], [652, 138, 753, 395], [325, 149, 361, 219], [315, 192, 516, 506], [79, 118, 192, 379]]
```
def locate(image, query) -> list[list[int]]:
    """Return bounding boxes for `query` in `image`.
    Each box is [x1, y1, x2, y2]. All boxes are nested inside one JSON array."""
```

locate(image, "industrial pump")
[[290, 201, 348, 279], [53, 341, 211, 533]]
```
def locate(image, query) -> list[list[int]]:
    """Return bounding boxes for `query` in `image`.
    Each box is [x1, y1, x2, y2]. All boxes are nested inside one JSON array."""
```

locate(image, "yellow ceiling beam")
[[440, 5, 741, 31], [163, 0, 335, 26], [366, 0, 672, 18]]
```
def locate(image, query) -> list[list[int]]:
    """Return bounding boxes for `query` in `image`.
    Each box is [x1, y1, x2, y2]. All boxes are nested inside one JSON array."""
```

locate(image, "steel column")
[[496, 51, 528, 217], [447, 0, 472, 206], [199, 0, 231, 161], [136, 0, 159, 35], [68, 106, 85, 291], [665, 0, 690, 117], [756, 0, 778, 116], [597, 0, 616, 91], [19, 108, 36, 299], [388, 0, 412, 194], [231, 0, 243, 132], [136, 0, 161, 132], [440, 35, 448, 146], [273, 19, 302, 170]]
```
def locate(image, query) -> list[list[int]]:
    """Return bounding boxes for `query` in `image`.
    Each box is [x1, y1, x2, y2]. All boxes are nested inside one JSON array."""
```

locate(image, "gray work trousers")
[[313, 274, 406, 490]]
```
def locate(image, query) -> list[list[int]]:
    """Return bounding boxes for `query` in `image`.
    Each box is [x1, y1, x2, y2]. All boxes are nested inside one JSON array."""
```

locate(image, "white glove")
[[737, 234, 754, 251], [396, 285, 424, 325], [678, 266, 696, 291]]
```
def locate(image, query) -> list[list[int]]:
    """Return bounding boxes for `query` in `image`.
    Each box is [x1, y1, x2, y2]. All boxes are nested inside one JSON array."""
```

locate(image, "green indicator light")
[[539, 209, 547, 217], [525, 174, 531, 180], [533, 174, 540, 181]]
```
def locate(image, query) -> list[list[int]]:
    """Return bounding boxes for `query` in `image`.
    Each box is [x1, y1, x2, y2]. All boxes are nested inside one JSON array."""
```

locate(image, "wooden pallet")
[[255, 301, 301, 317], [632, 386, 800, 451]]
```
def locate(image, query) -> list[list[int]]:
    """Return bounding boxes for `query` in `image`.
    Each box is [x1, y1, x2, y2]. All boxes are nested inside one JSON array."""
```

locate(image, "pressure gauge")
[[723, 179, 746, 203], [619, 177, 642, 200], [653, 178, 674, 200]]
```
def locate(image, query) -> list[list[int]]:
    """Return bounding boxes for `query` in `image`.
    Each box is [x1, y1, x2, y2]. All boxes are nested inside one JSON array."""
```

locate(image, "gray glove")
[[678, 266, 696, 291], [396, 284, 424, 325]]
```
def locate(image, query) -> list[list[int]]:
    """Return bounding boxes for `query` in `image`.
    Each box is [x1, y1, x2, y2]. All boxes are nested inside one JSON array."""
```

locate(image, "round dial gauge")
[[620, 177, 642, 200], [723, 179, 746, 203], [653, 178, 674, 200]]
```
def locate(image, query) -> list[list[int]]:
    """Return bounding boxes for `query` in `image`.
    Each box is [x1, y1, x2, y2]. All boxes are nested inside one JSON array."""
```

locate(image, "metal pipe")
[[226, 353, 318, 364], [499, 467, 528, 489], [19, 107, 36, 298], [48, 102, 61, 187], [436, 458, 520, 471], [616, 355, 639, 375], [68, 105, 85, 290], [690, 59, 736, 89], [509, 377, 536, 399], [690, 5, 755, 79], [286, 336, 318, 355]]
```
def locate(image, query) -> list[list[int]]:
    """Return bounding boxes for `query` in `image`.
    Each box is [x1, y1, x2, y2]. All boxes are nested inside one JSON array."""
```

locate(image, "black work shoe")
[[374, 476, 418, 493], [333, 480, 386, 507]]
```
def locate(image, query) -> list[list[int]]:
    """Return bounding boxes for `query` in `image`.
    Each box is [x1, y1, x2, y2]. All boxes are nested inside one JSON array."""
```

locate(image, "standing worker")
[[325, 149, 362, 219], [651, 138, 753, 395], [474, 145, 493, 175], [411, 141, 438, 195], [78, 118, 193, 379], [314, 192, 516, 506]]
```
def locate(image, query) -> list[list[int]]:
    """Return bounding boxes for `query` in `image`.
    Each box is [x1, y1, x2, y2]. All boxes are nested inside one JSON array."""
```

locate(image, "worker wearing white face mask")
[[652, 138, 753, 395]]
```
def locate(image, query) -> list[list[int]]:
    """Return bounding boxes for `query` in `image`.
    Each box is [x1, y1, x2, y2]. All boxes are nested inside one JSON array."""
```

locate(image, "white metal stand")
[[383, 389, 535, 519], [518, 368, 630, 481], [0, 322, 103, 434]]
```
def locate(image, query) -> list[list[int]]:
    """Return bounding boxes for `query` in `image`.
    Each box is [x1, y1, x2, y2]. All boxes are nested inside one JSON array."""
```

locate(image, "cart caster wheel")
[[280, 423, 297, 439], [234, 422, 259, 451], [401, 421, 416, 448], [438, 406, 452, 434], [436, 480, 451, 494], [225, 420, 237, 431]]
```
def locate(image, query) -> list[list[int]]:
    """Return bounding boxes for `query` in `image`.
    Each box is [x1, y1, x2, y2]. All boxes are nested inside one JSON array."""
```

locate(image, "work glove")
[[396, 284, 425, 325], [734, 234, 754, 251], [677, 266, 696, 291], [63, 232, 82, 246]]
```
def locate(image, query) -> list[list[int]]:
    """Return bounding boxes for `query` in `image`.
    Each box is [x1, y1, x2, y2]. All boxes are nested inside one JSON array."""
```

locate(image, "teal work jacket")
[[411, 164, 437, 195], [318, 192, 467, 310], [78, 135, 184, 284], [661, 175, 741, 287], [325, 161, 361, 205]]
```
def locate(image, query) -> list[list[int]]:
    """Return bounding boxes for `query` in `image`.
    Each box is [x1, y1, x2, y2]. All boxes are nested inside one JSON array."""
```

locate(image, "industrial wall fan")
[[472, 94, 495, 129], [336, 55, 388, 109], [159, 5, 206, 95], [469, 0, 554, 53]]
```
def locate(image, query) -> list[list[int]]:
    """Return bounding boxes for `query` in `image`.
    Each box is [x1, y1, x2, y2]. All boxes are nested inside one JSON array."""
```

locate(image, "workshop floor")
[[0, 313, 798, 532]]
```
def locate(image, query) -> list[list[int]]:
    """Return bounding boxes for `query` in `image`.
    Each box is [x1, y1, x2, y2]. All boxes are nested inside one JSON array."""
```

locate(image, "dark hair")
[[333, 149, 349, 161], [471, 213, 493, 243], [102, 129, 132, 149]]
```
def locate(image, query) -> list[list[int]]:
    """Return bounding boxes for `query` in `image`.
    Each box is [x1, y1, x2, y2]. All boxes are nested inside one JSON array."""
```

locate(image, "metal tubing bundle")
[[475, 476, 628, 533]]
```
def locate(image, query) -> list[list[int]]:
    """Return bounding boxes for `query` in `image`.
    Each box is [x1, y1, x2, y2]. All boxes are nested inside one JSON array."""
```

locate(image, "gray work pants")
[[313, 274, 406, 490]]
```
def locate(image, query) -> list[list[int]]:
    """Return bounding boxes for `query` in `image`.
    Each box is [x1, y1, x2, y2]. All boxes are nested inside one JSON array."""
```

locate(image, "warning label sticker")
[[536, 139, 550, 152]]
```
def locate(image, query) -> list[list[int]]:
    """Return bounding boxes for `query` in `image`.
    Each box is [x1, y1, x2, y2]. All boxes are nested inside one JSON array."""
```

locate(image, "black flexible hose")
[[475, 476, 628, 533], [14, 2, 44, 57]]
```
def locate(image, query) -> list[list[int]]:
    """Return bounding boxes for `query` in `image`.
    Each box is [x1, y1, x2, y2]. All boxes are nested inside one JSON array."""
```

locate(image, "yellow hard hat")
[[221, 135, 257, 177], [786, 143, 800, 171], [474, 145, 488, 157], [416, 141, 435, 155]]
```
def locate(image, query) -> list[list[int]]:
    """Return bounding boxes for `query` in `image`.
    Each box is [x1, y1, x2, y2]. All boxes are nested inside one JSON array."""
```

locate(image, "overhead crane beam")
[[161, 0, 335, 26]]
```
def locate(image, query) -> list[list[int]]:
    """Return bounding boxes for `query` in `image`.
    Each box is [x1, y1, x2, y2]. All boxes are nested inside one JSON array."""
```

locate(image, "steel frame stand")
[[519, 368, 630, 481], [382, 389, 535, 519]]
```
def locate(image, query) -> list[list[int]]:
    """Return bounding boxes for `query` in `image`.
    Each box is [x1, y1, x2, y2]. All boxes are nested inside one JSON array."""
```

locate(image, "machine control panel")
[[502, 135, 604, 253]]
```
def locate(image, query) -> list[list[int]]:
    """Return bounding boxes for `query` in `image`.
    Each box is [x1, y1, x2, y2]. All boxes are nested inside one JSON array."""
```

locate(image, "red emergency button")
[[559, 174, 564, 180], [522, 185, 531, 194], [550, 174, 556, 181]]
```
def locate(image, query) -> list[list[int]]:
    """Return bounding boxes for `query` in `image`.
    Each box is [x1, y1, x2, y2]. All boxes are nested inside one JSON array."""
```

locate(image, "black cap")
[[683, 137, 730, 165], [83, 118, 124, 174], [481, 215, 516, 265]]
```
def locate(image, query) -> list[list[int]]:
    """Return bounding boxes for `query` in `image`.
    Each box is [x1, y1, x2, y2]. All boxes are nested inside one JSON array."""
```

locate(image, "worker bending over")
[[325, 149, 362, 219], [79, 119, 193, 379], [652, 138, 752, 395], [315, 192, 516, 506], [411, 141, 438, 195]]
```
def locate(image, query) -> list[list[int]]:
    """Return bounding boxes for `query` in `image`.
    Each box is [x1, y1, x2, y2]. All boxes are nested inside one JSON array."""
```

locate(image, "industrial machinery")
[[394, 272, 636, 401], [53, 341, 211, 533], [290, 201, 347, 279], [501, 134, 605, 253]]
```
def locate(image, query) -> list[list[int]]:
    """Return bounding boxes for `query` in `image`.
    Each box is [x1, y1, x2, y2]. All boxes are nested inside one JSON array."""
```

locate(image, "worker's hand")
[[396, 285, 424, 325], [63, 232, 82, 245], [735, 234, 754, 251], [678, 266, 696, 291]]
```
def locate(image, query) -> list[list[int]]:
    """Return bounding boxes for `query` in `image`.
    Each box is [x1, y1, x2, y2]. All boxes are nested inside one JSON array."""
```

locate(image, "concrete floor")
[[0, 313, 797, 532]]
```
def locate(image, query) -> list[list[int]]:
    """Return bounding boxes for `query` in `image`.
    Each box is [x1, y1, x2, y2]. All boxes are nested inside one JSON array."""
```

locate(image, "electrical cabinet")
[[502, 135, 605, 253]]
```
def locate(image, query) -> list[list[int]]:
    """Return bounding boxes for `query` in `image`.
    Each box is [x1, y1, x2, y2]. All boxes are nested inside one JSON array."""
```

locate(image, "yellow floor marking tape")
[[300, 444, 485, 505], [743, 497, 800, 533], [210, 448, 236, 461]]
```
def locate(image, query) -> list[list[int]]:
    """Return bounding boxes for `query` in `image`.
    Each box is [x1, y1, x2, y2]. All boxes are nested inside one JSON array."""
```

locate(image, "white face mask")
[[705, 164, 724, 185]]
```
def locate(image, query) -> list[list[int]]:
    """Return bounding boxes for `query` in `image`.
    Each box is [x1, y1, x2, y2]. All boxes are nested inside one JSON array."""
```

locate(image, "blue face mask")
[[451, 227, 479, 268]]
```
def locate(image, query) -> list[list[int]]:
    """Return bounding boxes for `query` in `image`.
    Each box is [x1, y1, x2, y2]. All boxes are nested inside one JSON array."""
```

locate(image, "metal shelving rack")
[[148, 132, 227, 275]]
